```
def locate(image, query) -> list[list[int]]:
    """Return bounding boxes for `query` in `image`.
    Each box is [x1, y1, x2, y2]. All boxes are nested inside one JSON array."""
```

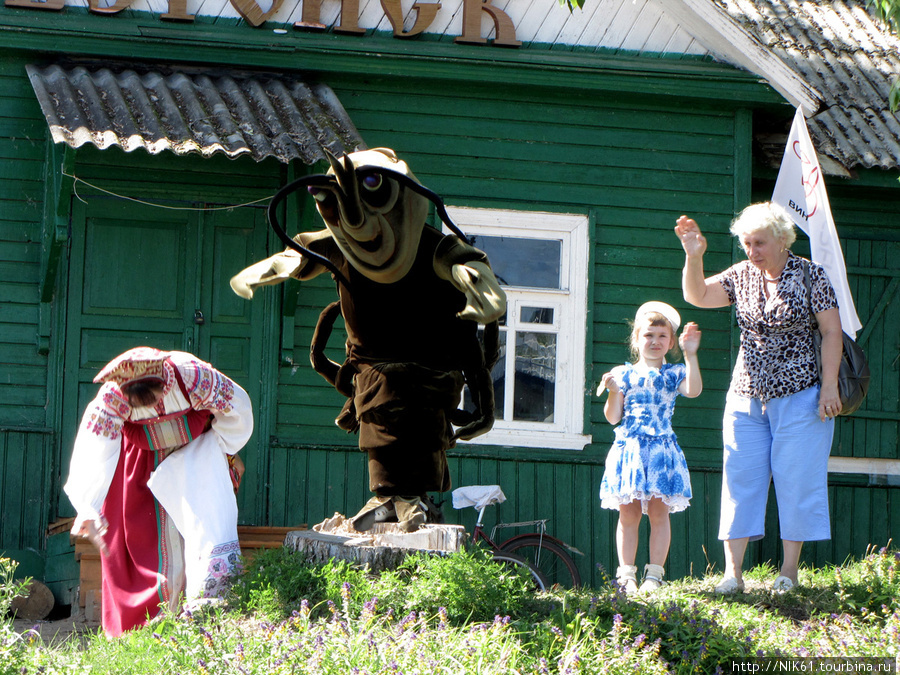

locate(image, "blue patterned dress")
[[599, 362, 692, 513]]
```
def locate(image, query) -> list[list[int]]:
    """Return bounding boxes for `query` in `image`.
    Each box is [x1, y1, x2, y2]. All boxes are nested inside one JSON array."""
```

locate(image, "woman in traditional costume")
[[64, 347, 253, 636]]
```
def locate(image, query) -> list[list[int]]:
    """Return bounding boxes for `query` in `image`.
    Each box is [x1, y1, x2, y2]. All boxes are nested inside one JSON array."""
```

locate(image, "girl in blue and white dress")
[[598, 302, 702, 594]]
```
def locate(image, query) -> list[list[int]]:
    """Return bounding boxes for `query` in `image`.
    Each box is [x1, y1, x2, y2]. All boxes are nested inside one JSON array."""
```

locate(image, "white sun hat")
[[635, 301, 681, 332]]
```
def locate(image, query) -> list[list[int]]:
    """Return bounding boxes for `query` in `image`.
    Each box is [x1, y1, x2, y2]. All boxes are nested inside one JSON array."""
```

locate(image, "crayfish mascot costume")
[[231, 148, 506, 531]]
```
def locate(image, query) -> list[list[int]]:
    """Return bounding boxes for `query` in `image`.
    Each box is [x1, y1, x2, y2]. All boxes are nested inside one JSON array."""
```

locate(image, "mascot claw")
[[451, 261, 507, 324], [230, 251, 304, 300]]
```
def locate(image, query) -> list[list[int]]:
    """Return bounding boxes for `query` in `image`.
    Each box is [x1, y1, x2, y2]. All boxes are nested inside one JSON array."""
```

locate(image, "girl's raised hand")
[[679, 322, 702, 355], [674, 215, 707, 258], [597, 371, 620, 396]]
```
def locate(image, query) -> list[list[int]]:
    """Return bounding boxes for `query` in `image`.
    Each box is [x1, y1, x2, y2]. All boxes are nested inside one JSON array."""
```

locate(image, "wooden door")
[[834, 239, 900, 460], [60, 199, 272, 523], [195, 206, 271, 520]]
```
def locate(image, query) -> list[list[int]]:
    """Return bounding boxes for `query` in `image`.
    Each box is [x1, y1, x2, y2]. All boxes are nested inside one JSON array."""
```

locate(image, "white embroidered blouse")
[[64, 351, 253, 533]]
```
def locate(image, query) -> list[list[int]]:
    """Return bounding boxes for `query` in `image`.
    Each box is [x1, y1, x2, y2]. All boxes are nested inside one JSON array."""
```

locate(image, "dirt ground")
[[11, 614, 101, 646]]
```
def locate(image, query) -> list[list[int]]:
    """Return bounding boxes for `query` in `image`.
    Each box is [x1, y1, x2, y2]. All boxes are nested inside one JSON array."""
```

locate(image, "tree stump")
[[284, 513, 467, 573], [11, 580, 55, 621]]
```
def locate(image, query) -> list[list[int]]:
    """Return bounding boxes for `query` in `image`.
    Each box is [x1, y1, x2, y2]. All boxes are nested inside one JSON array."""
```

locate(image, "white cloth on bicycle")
[[451, 485, 506, 510]]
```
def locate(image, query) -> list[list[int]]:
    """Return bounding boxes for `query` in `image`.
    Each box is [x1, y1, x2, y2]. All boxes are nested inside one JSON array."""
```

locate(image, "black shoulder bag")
[[801, 260, 870, 416]]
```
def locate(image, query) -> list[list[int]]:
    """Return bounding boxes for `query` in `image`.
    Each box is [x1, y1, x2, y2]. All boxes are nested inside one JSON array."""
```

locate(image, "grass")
[[3, 545, 900, 674]]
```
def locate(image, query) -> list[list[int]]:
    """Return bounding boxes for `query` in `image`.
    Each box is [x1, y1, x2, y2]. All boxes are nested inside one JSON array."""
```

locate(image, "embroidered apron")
[[99, 369, 211, 637]]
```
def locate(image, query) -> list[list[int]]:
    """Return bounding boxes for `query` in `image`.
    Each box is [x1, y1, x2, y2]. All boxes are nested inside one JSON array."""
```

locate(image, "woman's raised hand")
[[675, 216, 707, 258]]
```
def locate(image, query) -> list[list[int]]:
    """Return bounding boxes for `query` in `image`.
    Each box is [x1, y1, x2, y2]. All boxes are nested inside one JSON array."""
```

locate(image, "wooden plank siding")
[[0, 54, 52, 430], [273, 76, 742, 455], [0, 37, 897, 595], [0, 430, 54, 552], [838, 237, 900, 460], [0, 55, 58, 573], [264, 76, 745, 588]]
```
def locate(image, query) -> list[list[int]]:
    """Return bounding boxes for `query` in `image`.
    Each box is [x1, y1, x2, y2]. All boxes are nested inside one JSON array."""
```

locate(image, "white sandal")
[[639, 564, 665, 593], [616, 565, 639, 595], [772, 576, 795, 593], [714, 576, 745, 594]]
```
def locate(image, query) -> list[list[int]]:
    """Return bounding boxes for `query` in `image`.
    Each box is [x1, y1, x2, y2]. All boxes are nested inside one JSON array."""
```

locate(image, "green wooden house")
[[0, 0, 898, 608]]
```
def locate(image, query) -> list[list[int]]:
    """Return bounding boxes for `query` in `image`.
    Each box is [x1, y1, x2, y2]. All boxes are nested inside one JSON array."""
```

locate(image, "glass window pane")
[[520, 306, 554, 325], [462, 330, 506, 420], [514, 331, 556, 422], [470, 235, 561, 289], [492, 331, 506, 418]]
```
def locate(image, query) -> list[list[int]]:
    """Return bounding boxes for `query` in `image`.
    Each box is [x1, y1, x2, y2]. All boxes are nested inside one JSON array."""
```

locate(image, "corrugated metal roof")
[[714, 0, 900, 172], [26, 63, 367, 164]]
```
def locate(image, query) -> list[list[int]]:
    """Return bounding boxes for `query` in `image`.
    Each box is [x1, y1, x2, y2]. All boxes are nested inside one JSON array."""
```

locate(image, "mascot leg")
[[350, 494, 444, 532], [350, 495, 394, 532]]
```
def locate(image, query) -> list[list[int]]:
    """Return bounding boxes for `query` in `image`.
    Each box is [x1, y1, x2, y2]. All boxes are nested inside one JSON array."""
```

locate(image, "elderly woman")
[[674, 202, 843, 594]]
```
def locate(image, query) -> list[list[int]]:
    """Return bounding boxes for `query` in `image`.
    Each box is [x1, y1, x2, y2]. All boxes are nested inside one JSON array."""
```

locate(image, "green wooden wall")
[[0, 31, 897, 596], [0, 51, 56, 572], [0, 52, 49, 429], [268, 75, 752, 589]]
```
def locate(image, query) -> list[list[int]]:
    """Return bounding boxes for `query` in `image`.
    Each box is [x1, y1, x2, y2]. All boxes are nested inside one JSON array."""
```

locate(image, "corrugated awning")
[[26, 63, 366, 164], [715, 0, 900, 173]]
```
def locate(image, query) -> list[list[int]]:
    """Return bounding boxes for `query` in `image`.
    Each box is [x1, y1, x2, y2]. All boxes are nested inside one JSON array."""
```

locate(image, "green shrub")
[[0, 558, 33, 675], [372, 548, 539, 624], [232, 547, 541, 625], [229, 547, 370, 620], [0, 557, 30, 618], [809, 544, 900, 616]]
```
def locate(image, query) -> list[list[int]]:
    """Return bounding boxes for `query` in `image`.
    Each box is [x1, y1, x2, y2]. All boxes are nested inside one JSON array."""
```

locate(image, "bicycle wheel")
[[500, 535, 581, 589], [490, 551, 548, 592]]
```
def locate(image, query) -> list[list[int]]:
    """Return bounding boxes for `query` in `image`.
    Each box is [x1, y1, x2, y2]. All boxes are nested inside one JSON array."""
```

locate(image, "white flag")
[[772, 107, 862, 338]]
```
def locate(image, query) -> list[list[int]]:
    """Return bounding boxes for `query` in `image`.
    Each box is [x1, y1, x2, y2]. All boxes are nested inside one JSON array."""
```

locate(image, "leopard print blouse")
[[712, 251, 838, 402]]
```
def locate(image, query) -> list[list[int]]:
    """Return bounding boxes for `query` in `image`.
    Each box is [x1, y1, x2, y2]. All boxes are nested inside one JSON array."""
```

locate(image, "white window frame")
[[445, 206, 591, 450]]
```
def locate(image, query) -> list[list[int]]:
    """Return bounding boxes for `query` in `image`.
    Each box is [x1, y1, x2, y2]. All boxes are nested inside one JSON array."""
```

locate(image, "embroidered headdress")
[[94, 347, 172, 385]]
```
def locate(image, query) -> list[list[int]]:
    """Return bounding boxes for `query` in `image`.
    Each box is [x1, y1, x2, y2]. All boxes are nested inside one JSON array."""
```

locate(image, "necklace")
[[763, 274, 780, 283]]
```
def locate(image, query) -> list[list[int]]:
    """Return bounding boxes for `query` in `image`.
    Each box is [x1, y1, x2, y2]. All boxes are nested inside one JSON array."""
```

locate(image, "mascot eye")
[[362, 174, 383, 191], [359, 172, 392, 208]]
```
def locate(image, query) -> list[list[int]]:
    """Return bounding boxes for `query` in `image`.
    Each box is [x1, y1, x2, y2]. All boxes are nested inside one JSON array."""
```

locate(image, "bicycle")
[[452, 485, 583, 590]]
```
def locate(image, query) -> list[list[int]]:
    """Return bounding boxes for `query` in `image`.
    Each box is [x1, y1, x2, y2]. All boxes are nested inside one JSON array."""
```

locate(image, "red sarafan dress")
[[64, 349, 253, 637]]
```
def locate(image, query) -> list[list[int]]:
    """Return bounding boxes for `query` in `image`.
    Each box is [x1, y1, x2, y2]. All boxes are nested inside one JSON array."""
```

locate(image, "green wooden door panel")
[[0, 431, 52, 551], [59, 199, 274, 524], [196, 206, 270, 523], [82, 217, 191, 320], [204, 221, 262, 328], [832, 238, 900, 459], [60, 199, 198, 479]]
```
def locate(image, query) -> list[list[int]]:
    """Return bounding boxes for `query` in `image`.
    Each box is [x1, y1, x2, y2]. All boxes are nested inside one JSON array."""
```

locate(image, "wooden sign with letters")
[[4, 0, 521, 46]]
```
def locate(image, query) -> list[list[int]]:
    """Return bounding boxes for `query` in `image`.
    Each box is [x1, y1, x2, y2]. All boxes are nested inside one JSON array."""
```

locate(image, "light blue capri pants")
[[719, 385, 834, 542]]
